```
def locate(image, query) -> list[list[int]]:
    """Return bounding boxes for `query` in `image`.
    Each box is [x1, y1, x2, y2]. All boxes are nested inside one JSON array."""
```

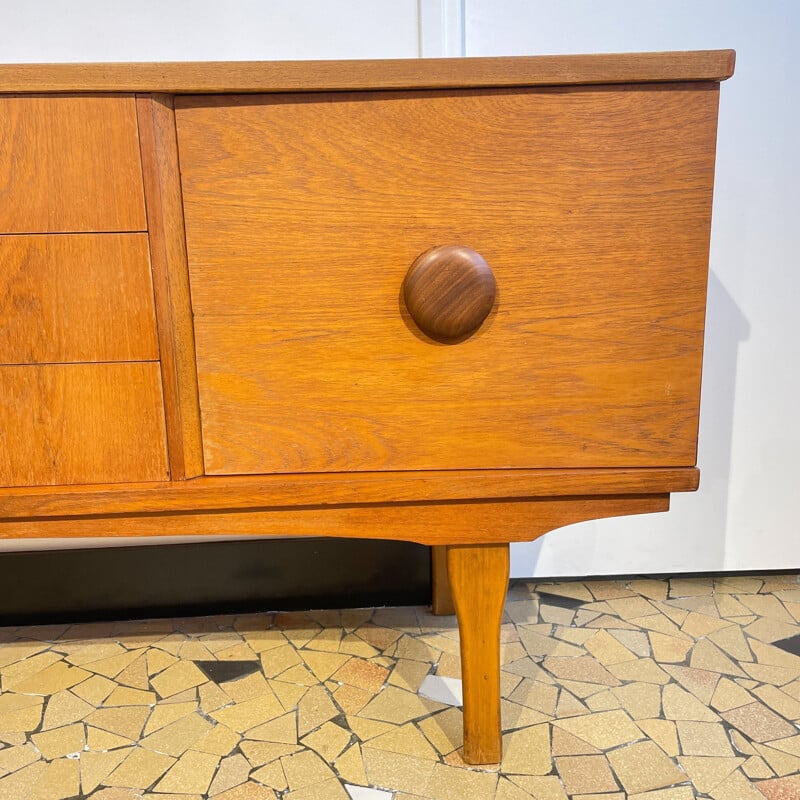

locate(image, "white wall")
[[2, 2, 797, 579], [464, 1, 800, 576], [0, 0, 420, 61]]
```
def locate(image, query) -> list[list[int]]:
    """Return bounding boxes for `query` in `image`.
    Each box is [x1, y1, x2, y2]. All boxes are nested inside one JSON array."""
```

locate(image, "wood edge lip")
[[0, 50, 735, 94], [0, 494, 671, 546], [0, 467, 698, 520]]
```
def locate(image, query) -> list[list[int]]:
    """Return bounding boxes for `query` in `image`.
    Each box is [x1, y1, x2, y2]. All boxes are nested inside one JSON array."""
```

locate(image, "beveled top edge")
[[0, 50, 735, 94]]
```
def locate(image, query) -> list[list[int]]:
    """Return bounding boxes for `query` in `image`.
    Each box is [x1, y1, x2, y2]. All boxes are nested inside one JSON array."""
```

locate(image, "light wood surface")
[[0, 234, 157, 363], [431, 545, 455, 616], [0, 51, 734, 94], [0, 363, 168, 486], [0, 467, 694, 519], [0, 494, 668, 543], [447, 543, 510, 763], [0, 95, 146, 233], [177, 85, 718, 474], [136, 95, 204, 479]]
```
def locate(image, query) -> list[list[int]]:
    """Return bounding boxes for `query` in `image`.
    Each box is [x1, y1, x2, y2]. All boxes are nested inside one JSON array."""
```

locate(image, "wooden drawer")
[[0, 234, 158, 363], [0, 363, 168, 486], [0, 95, 146, 233], [0, 99, 165, 488], [176, 85, 719, 476]]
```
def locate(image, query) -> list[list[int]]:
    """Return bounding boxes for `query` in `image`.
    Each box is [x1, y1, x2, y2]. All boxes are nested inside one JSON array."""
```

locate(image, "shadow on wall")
[[703, 270, 750, 567], [511, 269, 750, 578]]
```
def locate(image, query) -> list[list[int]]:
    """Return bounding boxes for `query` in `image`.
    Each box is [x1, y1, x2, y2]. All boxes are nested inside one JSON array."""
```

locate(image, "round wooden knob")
[[403, 245, 496, 342]]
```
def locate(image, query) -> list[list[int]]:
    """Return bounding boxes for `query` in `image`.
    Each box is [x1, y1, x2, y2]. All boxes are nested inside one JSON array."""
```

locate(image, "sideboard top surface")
[[0, 50, 734, 94]]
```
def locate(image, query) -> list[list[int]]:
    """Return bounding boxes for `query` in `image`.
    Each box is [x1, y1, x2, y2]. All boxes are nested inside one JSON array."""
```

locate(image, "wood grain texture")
[[404, 245, 496, 342], [0, 494, 669, 543], [0, 234, 157, 363], [447, 543, 509, 763], [136, 95, 204, 479], [0, 51, 735, 94], [0, 467, 694, 519], [0, 95, 146, 233], [176, 85, 719, 474], [0, 363, 168, 486], [431, 545, 455, 615]]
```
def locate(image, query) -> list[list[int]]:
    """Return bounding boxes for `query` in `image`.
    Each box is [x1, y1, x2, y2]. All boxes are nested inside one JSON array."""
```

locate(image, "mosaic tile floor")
[[1, 574, 800, 799]]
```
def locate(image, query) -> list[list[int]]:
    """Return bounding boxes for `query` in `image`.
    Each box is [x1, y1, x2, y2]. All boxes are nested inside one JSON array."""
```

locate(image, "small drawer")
[[0, 95, 146, 233], [0, 363, 168, 487], [0, 234, 158, 363]]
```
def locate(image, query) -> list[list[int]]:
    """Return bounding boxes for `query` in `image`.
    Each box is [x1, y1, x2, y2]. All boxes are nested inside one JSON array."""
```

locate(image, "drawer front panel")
[[0, 363, 169, 486], [0, 95, 146, 233], [176, 85, 719, 474], [0, 234, 158, 363]]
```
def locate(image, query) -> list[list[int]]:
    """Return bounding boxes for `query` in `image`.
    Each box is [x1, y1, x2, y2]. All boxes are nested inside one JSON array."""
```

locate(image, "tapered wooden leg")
[[431, 545, 455, 615], [446, 542, 510, 764]]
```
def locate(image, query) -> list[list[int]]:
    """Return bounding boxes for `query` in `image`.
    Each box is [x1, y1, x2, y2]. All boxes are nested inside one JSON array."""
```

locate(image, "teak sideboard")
[[0, 51, 734, 763]]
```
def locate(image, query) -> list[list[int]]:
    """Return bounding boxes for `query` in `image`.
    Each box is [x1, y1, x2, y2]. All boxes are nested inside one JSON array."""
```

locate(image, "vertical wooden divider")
[[136, 94, 204, 479], [447, 542, 510, 764]]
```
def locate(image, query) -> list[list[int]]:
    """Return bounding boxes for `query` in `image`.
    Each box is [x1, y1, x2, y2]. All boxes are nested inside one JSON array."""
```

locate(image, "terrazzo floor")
[[1, 573, 800, 799]]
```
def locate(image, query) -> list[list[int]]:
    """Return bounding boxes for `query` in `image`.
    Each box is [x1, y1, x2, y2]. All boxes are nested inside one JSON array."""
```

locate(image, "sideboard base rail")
[[0, 493, 670, 547], [0, 466, 696, 519]]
